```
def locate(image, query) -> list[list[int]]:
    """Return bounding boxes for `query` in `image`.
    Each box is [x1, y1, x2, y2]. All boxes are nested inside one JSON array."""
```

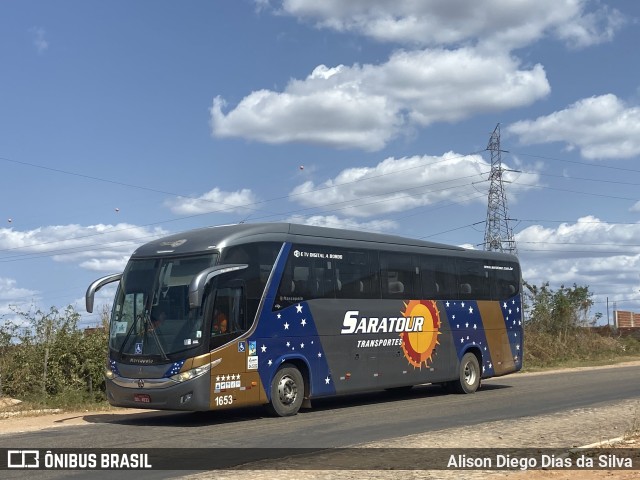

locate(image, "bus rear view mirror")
[[86, 273, 122, 313], [188, 264, 248, 309]]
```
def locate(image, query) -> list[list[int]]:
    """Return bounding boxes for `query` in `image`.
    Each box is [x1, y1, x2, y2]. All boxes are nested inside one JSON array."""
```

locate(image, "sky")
[[1, 0, 640, 328]]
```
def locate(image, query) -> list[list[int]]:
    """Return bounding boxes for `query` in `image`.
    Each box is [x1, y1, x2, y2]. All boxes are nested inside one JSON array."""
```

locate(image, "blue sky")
[[2, 0, 640, 327]]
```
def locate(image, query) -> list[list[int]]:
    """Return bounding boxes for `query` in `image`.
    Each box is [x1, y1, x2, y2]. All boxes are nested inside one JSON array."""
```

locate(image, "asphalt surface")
[[1, 364, 639, 479]]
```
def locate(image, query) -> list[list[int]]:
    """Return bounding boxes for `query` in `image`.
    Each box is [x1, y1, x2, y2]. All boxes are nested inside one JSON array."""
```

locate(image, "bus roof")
[[131, 222, 518, 262]]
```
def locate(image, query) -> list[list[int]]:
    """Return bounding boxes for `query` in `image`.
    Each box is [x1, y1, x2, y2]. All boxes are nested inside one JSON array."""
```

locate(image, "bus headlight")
[[105, 369, 116, 380], [171, 362, 212, 383]]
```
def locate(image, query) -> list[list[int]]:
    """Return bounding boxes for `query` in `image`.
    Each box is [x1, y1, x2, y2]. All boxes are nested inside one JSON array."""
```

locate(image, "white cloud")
[[507, 94, 640, 160], [288, 152, 538, 217], [286, 214, 397, 233], [554, 5, 626, 49], [268, 0, 623, 50], [29, 27, 49, 54], [217, 1, 627, 150], [79, 256, 131, 272], [0, 278, 39, 327], [0, 277, 38, 316], [211, 48, 549, 150], [0, 224, 168, 272], [0, 278, 35, 302], [211, 82, 400, 151], [165, 188, 259, 215], [516, 216, 640, 257], [517, 216, 640, 311]]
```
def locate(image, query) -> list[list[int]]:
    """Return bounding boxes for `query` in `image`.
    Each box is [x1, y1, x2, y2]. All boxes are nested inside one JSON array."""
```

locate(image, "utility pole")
[[483, 124, 517, 254]]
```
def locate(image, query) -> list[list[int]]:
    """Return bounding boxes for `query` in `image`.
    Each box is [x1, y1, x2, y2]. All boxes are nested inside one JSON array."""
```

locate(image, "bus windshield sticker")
[[134, 342, 143, 355], [114, 321, 127, 334]]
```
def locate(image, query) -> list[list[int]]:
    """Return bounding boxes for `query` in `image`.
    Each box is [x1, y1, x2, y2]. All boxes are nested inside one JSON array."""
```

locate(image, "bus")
[[86, 223, 522, 416]]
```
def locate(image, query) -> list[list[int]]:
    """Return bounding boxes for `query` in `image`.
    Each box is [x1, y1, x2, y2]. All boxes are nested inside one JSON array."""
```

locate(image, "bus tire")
[[266, 364, 304, 417], [453, 352, 480, 394]]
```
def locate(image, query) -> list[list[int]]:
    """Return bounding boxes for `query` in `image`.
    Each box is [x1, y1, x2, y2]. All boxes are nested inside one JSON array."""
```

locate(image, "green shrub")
[[0, 305, 108, 405]]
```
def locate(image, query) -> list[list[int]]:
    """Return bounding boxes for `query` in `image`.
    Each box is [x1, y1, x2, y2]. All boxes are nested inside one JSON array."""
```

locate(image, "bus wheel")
[[266, 364, 304, 417], [453, 352, 480, 394]]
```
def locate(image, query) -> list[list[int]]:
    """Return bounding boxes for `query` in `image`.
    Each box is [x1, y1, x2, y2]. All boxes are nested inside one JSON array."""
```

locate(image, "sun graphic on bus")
[[400, 300, 441, 369]]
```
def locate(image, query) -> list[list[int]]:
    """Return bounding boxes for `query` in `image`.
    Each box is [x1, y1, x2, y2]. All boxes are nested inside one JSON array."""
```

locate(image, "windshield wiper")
[[144, 313, 170, 361], [117, 312, 169, 361], [118, 313, 140, 357]]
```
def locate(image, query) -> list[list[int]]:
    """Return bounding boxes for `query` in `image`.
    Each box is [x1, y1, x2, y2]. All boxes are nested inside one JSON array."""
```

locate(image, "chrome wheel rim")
[[464, 361, 477, 386], [277, 375, 298, 405]]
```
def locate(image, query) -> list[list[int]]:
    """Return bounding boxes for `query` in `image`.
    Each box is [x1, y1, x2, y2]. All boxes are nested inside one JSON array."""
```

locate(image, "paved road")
[[1, 365, 638, 449], [1, 364, 638, 479]]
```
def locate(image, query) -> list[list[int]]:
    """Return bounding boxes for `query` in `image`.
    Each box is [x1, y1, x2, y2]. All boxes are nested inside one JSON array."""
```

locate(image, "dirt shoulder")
[[0, 406, 161, 435]]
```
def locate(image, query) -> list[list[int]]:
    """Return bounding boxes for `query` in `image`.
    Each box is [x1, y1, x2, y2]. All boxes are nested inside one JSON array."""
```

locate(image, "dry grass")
[[523, 328, 640, 369]]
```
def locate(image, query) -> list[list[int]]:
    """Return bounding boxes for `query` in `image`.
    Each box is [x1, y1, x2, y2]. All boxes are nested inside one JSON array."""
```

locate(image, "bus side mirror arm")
[[188, 264, 248, 309], [86, 273, 122, 313]]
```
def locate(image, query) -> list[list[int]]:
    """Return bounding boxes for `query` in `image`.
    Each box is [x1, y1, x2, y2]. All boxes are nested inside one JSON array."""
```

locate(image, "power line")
[[509, 180, 639, 202], [0, 176, 489, 262], [0, 163, 490, 259], [516, 169, 640, 188], [2, 146, 640, 264], [516, 218, 640, 225], [511, 151, 640, 175], [0, 152, 487, 247], [1, 151, 486, 219]]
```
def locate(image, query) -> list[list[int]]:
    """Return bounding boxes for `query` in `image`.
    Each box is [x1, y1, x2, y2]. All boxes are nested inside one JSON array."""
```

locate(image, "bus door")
[[206, 278, 262, 409]]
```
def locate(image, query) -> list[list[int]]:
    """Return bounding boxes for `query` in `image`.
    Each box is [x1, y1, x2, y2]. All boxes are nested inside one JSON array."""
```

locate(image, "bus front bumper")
[[105, 373, 211, 411]]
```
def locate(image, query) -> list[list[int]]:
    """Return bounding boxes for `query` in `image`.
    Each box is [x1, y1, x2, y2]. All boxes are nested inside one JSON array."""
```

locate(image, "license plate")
[[134, 394, 151, 403]]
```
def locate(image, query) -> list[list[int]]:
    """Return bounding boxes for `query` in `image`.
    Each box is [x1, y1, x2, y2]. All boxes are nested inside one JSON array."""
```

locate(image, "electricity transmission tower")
[[483, 124, 517, 254]]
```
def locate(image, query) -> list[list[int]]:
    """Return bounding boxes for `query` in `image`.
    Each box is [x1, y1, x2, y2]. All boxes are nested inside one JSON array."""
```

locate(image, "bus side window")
[[334, 249, 378, 299], [457, 259, 490, 300], [275, 248, 329, 307], [490, 261, 520, 300], [380, 252, 416, 298], [459, 283, 472, 296], [293, 266, 313, 298], [224, 242, 280, 321], [421, 255, 457, 300], [211, 283, 245, 342], [314, 265, 335, 299]]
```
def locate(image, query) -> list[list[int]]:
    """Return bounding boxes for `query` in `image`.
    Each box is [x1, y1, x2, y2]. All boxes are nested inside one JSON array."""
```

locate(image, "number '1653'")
[[215, 395, 233, 406]]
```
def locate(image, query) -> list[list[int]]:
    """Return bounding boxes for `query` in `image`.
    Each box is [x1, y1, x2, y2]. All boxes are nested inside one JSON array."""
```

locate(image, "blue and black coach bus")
[[86, 223, 522, 416]]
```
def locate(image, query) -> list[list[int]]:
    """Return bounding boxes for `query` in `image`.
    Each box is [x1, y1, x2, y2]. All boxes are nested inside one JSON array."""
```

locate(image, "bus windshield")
[[109, 254, 217, 358]]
